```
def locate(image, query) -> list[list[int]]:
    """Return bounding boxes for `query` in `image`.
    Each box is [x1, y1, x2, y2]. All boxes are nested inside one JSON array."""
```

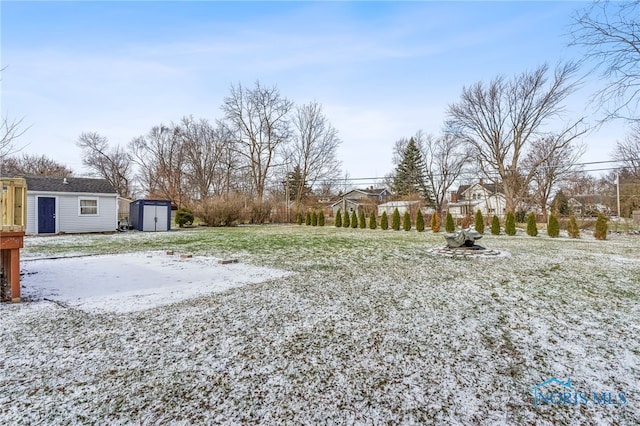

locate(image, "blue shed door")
[[38, 197, 56, 234]]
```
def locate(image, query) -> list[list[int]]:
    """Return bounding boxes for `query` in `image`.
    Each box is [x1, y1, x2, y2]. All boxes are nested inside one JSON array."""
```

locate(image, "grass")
[[3, 225, 640, 424]]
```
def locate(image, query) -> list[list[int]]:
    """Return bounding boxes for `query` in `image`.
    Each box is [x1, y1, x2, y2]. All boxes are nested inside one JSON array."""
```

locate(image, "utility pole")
[[616, 169, 620, 217]]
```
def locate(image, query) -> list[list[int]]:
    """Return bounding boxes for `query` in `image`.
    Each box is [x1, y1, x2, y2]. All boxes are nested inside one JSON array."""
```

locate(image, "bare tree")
[[221, 81, 293, 202], [1, 153, 73, 177], [0, 68, 28, 162], [571, 0, 640, 122], [447, 63, 588, 213], [614, 123, 640, 178], [77, 132, 132, 197], [286, 101, 342, 205]]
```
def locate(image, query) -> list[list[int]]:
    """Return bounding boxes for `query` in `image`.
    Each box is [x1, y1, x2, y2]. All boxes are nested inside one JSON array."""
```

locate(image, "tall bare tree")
[[286, 101, 342, 205], [447, 63, 588, 213], [221, 81, 293, 202], [614, 123, 640, 178], [1, 154, 73, 177], [77, 132, 132, 197], [0, 68, 28, 163], [571, 0, 640, 122]]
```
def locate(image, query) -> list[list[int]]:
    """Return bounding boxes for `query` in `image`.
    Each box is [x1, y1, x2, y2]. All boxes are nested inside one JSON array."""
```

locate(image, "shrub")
[[369, 211, 377, 229], [392, 208, 401, 231], [305, 211, 312, 226], [526, 213, 538, 237], [343, 210, 350, 228], [474, 210, 485, 234], [192, 194, 245, 226], [380, 211, 389, 230], [566, 214, 580, 238], [318, 211, 325, 227], [335, 210, 342, 227], [515, 210, 527, 223], [249, 201, 272, 224], [430, 212, 441, 233], [311, 211, 318, 226], [505, 211, 516, 236], [175, 208, 194, 228], [594, 213, 608, 240], [351, 210, 358, 229], [491, 215, 500, 235], [403, 211, 411, 231], [359, 210, 366, 229], [296, 212, 303, 225], [416, 210, 425, 232], [445, 212, 455, 233], [547, 214, 560, 238]]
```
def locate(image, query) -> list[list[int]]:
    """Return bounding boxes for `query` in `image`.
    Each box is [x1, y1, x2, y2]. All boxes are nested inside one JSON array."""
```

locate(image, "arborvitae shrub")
[[318, 211, 325, 227], [175, 208, 194, 227], [359, 210, 366, 229], [505, 211, 516, 236], [369, 211, 377, 229], [594, 213, 608, 240], [381, 211, 389, 230], [567, 214, 580, 238], [403, 211, 411, 231], [296, 212, 303, 225], [491, 215, 500, 235], [416, 210, 425, 232], [526, 213, 538, 237], [311, 211, 318, 226], [335, 210, 342, 227], [392, 208, 401, 231], [305, 211, 312, 226], [343, 210, 350, 228], [351, 210, 358, 229], [445, 212, 455, 233], [475, 210, 485, 234], [431, 212, 441, 232], [547, 213, 560, 237]]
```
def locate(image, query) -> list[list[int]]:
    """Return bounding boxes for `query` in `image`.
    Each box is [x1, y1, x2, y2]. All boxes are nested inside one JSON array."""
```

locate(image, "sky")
[[0, 1, 630, 185]]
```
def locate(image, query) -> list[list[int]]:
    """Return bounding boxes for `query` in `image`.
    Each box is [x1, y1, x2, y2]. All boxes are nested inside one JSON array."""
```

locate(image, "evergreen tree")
[[505, 211, 517, 236], [547, 213, 560, 237], [392, 137, 432, 203], [416, 210, 425, 232], [311, 211, 318, 226], [526, 213, 538, 236], [296, 212, 303, 225], [491, 215, 500, 235], [403, 211, 412, 231], [551, 190, 570, 216], [381, 211, 389, 230], [567, 214, 580, 238], [343, 209, 350, 228], [431, 212, 441, 232], [335, 210, 342, 227], [474, 210, 485, 234], [318, 211, 325, 226], [369, 211, 377, 229], [351, 210, 358, 229], [445, 212, 455, 233], [358, 210, 366, 229], [305, 211, 312, 226], [594, 213, 608, 240], [392, 208, 401, 231]]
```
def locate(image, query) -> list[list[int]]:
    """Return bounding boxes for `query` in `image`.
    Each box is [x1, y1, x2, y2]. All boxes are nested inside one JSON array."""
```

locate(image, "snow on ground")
[[19, 251, 291, 313]]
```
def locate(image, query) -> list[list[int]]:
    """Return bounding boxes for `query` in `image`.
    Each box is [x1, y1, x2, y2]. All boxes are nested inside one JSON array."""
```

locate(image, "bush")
[[305, 211, 312, 226], [380, 211, 389, 230], [474, 210, 485, 234], [335, 210, 342, 227], [566, 214, 580, 238], [526, 213, 538, 237], [547, 214, 560, 238], [249, 201, 272, 224], [392, 208, 401, 231], [515, 210, 527, 223], [429, 213, 439, 233], [318, 211, 325, 227], [192, 194, 245, 226], [416, 210, 425, 232], [369, 211, 377, 229], [296, 212, 303, 225], [343, 210, 350, 228], [351, 210, 358, 229], [359, 210, 366, 229], [175, 208, 194, 228], [594, 213, 608, 240], [403, 211, 411, 231], [445, 212, 455, 233], [491, 215, 500, 235], [311, 211, 318, 226], [505, 211, 516, 236]]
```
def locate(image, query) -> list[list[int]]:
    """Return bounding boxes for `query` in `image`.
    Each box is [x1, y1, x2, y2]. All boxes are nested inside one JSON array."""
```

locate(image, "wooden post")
[[0, 231, 25, 302]]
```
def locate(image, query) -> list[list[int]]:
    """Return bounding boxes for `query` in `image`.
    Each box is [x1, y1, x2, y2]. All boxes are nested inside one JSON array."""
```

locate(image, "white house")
[[23, 176, 118, 234], [377, 200, 421, 217], [447, 180, 506, 218], [331, 187, 389, 217]]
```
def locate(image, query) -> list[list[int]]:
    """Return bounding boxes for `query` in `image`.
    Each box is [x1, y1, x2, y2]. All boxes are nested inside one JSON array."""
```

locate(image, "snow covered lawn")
[[1, 226, 638, 424]]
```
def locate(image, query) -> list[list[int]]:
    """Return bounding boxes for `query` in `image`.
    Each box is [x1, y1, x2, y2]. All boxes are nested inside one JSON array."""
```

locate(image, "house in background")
[[331, 187, 389, 217], [377, 200, 421, 217], [22, 176, 118, 234], [447, 179, 506, 218]]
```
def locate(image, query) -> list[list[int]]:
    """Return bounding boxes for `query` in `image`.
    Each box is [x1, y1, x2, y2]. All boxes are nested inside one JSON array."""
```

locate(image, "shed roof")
[[22, 176, 117, 194]]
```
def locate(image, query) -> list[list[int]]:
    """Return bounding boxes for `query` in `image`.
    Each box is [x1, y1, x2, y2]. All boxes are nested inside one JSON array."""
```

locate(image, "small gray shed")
[[129, 199, 172, 231]]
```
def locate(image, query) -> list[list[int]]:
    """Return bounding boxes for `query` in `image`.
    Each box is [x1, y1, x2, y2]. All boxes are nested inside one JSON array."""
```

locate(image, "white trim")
[[78, 196, 99, 216]]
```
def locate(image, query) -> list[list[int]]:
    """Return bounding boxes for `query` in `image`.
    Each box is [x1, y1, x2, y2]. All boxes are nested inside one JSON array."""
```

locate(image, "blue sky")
[[1, 1, 626, 182]]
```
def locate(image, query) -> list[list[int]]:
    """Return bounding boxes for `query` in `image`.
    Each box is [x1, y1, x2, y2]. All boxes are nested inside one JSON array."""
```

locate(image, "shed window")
[[79, 198, 98, 215]]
